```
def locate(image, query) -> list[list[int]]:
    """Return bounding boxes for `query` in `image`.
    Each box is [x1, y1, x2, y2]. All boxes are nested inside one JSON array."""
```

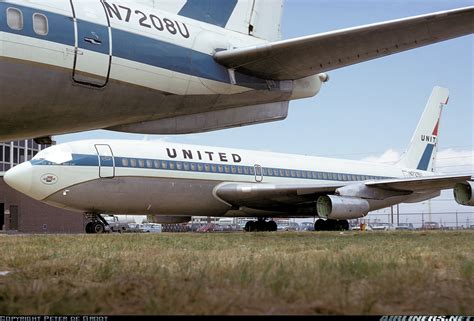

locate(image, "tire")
[[92, 222, 105, 234], [268, 221, 278, 232], [314, 219, 326, 231], [85, 222, 93, 234]]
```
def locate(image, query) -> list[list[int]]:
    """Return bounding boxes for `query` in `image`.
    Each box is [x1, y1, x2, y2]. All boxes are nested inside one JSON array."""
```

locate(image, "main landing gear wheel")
[[244, 219, 278, 232], [84, 213, 109, 234], [314, 219, 350, 231]]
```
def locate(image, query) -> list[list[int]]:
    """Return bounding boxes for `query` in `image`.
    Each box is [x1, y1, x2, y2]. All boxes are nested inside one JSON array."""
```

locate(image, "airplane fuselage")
[[0, 0, 322, 141], [4, 139, 435, 218]]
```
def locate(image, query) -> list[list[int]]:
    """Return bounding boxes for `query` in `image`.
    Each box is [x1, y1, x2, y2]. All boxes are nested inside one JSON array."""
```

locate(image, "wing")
[[214, 7, 474, 80], [215, 175, 472, 214], [366, 174, 473, 192], [215, 182, 344, 211]]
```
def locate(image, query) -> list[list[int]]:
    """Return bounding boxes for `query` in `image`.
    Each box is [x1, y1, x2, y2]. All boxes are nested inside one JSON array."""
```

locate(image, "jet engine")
[[149, 216, 192, 224], [316, 195, 369, 220], [454, 181, 474, 206]]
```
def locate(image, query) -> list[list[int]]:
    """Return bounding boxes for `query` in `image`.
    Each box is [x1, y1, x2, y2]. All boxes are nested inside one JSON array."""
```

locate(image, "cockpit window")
[[31, 148, 73, 165]]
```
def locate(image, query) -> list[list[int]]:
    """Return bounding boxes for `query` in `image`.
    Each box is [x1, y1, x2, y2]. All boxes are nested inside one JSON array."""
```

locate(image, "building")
[[1, 140, 84, 233]]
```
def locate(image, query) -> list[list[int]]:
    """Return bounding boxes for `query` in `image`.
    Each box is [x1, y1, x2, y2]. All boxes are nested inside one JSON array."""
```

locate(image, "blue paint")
[[417, 144, 435, 170], [30, 154, 391, 182], [77, 20, 110, 55], [179, 0, 238, 28], [0, 2, 268, 88], [0, 2, 75, 46]]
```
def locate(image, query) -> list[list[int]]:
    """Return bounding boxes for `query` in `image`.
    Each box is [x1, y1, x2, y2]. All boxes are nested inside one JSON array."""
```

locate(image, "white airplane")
[[0, 0, 473, 143], [4, 86, 473, 233]]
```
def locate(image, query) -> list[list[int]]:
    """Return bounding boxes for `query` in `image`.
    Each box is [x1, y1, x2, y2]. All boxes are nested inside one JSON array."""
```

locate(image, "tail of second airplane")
[[177, 0, 283, 41], [397, 86, 449, 172]]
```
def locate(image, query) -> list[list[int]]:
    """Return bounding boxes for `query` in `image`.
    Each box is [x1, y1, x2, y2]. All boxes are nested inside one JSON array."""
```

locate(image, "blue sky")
[[56, 1, 473, 226]]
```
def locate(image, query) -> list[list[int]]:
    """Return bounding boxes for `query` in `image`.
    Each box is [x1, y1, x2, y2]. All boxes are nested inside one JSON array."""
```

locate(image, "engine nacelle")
[[149, 216, 191, 224], [454, 181, 474, 206], [316, 195, 369, 220]]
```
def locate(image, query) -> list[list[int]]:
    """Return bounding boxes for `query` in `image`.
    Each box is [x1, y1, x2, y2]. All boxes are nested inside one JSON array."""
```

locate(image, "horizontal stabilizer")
[[214, 6, 474, 80]]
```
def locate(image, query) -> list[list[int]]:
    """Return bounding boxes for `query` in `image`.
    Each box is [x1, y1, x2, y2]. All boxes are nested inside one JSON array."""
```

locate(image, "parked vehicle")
[[104, 215, 131, 233], [139, 223, 162, 233], [395, 223, 415, 231], [371, 223, 396, 231], [277, 222, 300, 231], [197, 223, 217, 233], [422, 221, 440, 230], [299, 222, 315, 231]]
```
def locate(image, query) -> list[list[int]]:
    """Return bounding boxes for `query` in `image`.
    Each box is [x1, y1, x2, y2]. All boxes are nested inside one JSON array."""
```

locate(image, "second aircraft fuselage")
[[4, 139, 434, 218], [0, 0, 321, 141]]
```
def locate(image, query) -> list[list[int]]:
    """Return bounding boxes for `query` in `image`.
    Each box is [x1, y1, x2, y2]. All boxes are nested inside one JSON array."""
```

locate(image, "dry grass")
[[0, 231, 472, 315]]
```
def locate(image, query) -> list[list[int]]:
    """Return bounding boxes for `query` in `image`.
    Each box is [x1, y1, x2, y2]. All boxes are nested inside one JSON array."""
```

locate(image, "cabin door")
[[95, 144, 115, 178], [70, 0, 112, 87]]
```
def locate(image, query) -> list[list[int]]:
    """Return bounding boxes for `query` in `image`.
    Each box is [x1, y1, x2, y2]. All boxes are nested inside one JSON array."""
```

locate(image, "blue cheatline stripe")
[[178, 0, 238, 28], [111, 29, 268, 88], [417, 144, 435, 171], [0, 2, 269, 89], [30, 154, 393, 182], [0, 2, 75, 46], [77, 20, 110, 55]]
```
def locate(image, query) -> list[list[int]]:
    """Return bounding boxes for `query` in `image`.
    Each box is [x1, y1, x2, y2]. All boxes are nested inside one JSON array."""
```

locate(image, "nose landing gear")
[[84, 213, 110, 234]]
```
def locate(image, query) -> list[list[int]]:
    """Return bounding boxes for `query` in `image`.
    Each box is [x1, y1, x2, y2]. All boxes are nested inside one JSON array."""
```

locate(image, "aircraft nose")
[[3, 162, 33, 195]]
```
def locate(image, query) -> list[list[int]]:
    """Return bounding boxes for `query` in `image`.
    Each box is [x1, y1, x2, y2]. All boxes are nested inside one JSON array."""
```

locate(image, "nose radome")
[[3, 162, 33, 196]]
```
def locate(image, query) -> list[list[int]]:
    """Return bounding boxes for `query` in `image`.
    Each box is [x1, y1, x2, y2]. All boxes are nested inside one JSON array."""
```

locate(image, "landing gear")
[[244, 219, 278, 232], [84, 213, 109, 234], [314, 219, 349, 231]]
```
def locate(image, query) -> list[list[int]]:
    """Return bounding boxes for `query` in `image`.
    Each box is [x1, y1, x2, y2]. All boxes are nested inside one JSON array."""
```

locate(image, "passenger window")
[[169, 162, 175, 170], [218, 165, 223, 173], [191, 163, 196, 171], [225, 166, 230, 173], [237, 166, 243, 174], [176, 162, 183, 170], [7, 8, 23, 31], [33, 13, 48, 36], [244, 167, 249, 175], [130, 159, 137, 167], [122, 158, 128, 167], [211, 164, 217, 172], [138, 159, 145, 168], [183, 162, 190, 171], [198, 164, 203, 171], [154, 160, 160, 169], [322, 173, 328, 180], [146, 160, 152, 168], [161, 161, 168, 169], [205, 164, 210, 172], [231, 166, 236, 174]]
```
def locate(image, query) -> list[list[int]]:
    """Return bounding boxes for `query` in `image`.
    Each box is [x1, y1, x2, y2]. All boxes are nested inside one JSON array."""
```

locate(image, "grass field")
[[0, 231, 473, 315]]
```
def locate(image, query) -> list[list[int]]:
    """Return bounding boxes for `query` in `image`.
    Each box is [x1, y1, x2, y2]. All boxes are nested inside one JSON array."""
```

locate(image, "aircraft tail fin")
[[178, 0, 283, 41], [397, 86, 449, 172]]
